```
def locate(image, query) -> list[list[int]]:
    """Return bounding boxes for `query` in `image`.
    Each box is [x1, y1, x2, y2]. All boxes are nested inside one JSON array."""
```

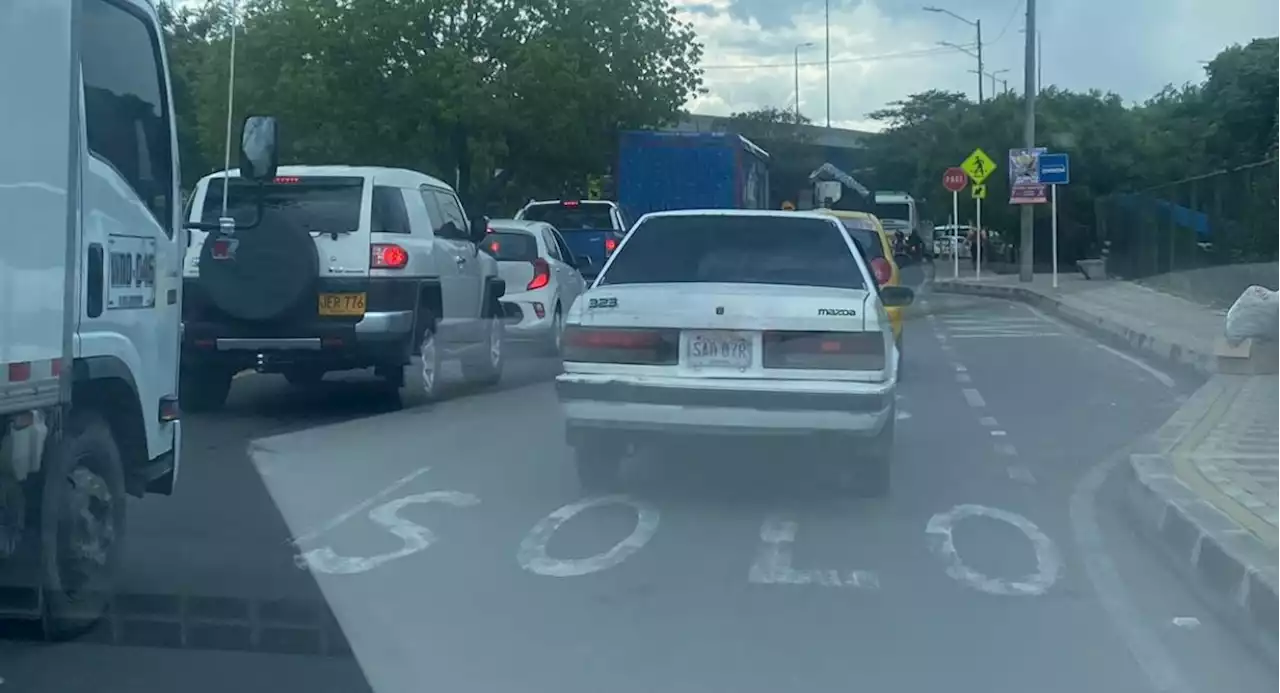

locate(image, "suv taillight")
[[561, 326, 678, 364], [604, 236, 618, 255], [528, 258, 551, 290], [763, 331, 884, 371], [371, 243, 408, 269]]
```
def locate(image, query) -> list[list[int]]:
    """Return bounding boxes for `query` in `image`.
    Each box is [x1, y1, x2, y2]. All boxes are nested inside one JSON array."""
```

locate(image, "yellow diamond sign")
[[961, 148, 997, 184]]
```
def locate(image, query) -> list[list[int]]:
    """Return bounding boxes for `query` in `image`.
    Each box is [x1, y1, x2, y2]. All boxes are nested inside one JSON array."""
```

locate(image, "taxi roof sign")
[[961, 148, 997, 184]]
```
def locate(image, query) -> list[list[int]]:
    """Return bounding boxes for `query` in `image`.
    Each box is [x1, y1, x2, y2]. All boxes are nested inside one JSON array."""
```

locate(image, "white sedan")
[[486, 220, 588, 354], [555, 209, 913, 495]]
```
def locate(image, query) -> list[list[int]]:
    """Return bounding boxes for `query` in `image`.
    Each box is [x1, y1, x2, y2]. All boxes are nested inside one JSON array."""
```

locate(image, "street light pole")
[[825, 0, 831, 127], [924, 6, 985, 103], [1019, 0, 1037, 282]]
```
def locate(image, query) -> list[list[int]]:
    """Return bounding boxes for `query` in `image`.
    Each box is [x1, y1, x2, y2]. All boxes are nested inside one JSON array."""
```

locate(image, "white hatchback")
[[555, 209, 913, 494], [486, 220, 588, 353]]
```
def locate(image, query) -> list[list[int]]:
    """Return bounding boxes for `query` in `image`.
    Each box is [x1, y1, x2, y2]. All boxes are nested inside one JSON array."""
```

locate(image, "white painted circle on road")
[[518, 494, 659, 577], [926, 503, 1061, 596]]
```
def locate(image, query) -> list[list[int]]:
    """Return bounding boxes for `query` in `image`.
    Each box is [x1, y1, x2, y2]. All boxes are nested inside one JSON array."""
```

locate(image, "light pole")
[[989, 68, 1009, 95], [1019, 0, 1037, 282], [825, 0, 831, 127], [794, 41, 815, 123], [1019, 27, 1043, 90], [924, 6, 983, 103]]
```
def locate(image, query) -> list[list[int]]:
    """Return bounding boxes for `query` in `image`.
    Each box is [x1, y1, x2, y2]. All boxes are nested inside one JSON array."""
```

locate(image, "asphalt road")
[[3, 266, 1276, 693]]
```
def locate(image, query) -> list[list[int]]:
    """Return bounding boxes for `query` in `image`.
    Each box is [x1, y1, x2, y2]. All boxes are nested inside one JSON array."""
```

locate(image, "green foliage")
[[161, 0, 704, 212]]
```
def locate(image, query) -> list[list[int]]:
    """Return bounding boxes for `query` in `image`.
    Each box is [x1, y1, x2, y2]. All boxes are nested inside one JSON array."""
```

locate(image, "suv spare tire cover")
[[198, 221, 320, 321]]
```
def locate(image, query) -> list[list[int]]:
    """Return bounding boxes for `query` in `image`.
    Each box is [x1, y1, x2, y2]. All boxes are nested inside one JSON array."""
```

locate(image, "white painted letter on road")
[[518, 494, 659, 577], [748, 515, 879, 589], [298, 490, 480, 575], [926, 504, 1061, 596]]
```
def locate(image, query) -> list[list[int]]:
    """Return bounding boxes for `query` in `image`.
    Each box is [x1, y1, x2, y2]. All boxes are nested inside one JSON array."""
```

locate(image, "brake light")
[[763, 331, 884, 371], [273, 176, 300, 184], [371, 243, 409, 269], [528, 257, 551, 290], [604, 237, 618, 254], [562, 200, 580, 208], [561, 326, 678, 364], [870, 257, 893, 285]]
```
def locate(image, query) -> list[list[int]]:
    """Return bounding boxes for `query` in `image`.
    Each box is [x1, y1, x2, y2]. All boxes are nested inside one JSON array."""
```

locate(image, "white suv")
[[181, 166, 505, 409]]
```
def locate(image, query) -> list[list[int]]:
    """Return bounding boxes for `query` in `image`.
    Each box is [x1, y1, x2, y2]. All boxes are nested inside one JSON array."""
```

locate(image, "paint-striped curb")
[[1125, 379, 1278, 650], [930, 279, 1216, 375]]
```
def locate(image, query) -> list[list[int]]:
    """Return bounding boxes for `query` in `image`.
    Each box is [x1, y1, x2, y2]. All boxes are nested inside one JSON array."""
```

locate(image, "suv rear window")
[[202, 176, 364, 236], [483, 231, 539, 261], [521, 202, 613, 232], [598, 215, 865, 290], [833, 217, 885, 260]]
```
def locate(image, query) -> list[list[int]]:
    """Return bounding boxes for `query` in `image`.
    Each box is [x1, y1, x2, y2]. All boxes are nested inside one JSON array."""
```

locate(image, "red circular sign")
[[943, 167, 969, 192]]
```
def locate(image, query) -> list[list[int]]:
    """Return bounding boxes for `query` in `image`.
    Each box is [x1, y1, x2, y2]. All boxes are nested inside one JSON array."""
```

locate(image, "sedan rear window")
[[521, 202, 614, 232], [598, 215, 865, 290], [483, 231, 539, 261], [202, 176, 364, 236], [834, 218, 885, 260]]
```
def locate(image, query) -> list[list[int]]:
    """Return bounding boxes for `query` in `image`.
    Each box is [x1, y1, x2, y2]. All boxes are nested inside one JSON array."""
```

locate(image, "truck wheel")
[[180, 369, 232, 412], [39, 411, 126, 639]]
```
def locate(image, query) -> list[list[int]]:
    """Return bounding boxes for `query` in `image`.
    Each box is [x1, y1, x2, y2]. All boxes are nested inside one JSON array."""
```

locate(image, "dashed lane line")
[[962, 388, 986, 408]]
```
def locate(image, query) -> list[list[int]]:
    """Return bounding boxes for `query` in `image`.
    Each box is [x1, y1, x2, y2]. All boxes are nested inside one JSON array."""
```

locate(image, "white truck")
[[0, 0, 277, 635]]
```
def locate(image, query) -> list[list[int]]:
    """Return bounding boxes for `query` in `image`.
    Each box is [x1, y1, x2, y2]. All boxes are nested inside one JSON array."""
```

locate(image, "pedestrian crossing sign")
[[961, 148, 997, 184], [971, 183, 987, 200]]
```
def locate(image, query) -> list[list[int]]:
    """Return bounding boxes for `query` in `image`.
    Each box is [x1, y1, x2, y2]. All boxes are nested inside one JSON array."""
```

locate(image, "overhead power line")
[[700, 44, 976, 71]]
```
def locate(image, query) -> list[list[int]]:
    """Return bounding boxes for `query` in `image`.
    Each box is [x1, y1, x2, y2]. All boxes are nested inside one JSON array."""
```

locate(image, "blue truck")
[[616, 130, 771, 217]]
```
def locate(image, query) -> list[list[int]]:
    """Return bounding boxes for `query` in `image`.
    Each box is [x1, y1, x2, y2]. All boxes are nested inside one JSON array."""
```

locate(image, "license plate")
[[318, 292, 366, 316], [686, 330, 753, 369]]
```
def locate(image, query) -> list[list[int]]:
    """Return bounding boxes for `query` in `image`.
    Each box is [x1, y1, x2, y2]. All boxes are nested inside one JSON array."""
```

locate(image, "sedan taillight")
[[762, 331, 884, 371], [561, 326, 678, 365]]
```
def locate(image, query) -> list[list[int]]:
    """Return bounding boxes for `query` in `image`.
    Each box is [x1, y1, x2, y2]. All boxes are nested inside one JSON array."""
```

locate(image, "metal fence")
[[1096, 158, 1278, 283]]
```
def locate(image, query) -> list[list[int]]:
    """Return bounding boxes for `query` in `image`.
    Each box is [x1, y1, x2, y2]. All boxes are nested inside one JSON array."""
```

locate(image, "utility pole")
[[794, 42, 815, 123], [975, 19, 984, 103], [1019, 0, 1037, 282], [825, 0, 831, 127]]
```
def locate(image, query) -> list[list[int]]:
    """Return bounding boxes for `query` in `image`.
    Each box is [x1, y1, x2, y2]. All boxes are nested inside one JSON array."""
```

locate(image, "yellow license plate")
[[318, 292, 366, 316]]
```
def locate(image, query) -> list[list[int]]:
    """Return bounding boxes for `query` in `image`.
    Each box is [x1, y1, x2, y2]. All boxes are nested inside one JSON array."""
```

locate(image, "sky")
[[675, 0, 1279, 132]]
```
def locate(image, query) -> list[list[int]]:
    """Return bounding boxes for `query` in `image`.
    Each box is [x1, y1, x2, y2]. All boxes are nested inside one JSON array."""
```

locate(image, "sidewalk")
[[931, 268, 1278, 641]]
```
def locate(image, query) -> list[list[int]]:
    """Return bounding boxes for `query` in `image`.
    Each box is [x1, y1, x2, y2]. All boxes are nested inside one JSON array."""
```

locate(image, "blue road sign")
[[1039, 153, 1070, 185]]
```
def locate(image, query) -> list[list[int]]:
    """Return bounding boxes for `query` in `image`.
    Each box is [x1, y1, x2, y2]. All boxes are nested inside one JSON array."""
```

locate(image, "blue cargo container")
[[617, 130, 770, 217]]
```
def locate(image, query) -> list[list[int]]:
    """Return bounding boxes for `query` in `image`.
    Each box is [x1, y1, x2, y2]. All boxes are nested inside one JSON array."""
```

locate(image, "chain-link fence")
[[1097, 158, 1278, 278]]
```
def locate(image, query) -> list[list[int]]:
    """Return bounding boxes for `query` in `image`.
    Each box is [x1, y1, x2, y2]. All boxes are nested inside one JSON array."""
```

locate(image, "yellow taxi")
[[815, 209, 904, 347]]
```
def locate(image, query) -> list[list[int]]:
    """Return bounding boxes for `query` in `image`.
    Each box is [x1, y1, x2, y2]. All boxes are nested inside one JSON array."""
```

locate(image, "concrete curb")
[[930, 279, 1216, 375], [1125, 382, 1278, 648]]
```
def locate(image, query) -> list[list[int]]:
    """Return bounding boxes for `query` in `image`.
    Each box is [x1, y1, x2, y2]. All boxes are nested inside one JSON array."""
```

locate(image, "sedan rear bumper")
[[556, 374, 893, 437]]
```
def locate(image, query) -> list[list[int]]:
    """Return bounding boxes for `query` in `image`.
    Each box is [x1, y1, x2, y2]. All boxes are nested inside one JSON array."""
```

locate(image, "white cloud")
[[676, 0, 1279, 132]]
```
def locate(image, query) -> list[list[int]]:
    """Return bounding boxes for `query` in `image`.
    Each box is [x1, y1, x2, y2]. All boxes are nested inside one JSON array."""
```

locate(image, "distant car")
[[484, 220, 588, 354], [555, 209, 912, 496], [513, 199, 630, 279]]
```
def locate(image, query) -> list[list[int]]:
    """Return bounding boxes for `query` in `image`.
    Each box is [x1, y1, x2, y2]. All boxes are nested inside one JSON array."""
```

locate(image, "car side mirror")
[[469, 216, 489, 243], [239, 116, 279, 182], [880, 285, 914, 308]]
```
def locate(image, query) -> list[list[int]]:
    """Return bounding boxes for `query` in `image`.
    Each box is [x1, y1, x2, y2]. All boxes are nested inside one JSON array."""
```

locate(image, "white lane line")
[[289, 466, 432, 545], [949, 332, 1063, 339], [990, 430, 1007, 437], [1070, 447, 1193, 693], [979, 416, 999, 427], [954, 364, 967, 372], [995, 442, 1018, 455], [1095, 343, 1176, 388], [962, 388, 986, 407], [956, 372, 972, 383]]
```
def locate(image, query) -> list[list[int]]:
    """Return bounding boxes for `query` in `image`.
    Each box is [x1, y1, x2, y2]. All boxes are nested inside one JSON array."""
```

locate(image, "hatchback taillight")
[[528, 257, 550, 290], [561, 326, 678, 364], [763, 331, 884, 371], [371, 243, 408, 269]]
